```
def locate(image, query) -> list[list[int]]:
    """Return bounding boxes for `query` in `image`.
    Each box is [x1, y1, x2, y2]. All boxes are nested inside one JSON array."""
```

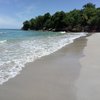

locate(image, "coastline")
[[0, 31, 86, 85], [0, 34, 88, 100]]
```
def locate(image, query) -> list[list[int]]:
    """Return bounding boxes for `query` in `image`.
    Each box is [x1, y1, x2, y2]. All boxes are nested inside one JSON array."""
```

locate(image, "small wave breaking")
[[0, 32, 87, 85], [0, 40, 7, 44]]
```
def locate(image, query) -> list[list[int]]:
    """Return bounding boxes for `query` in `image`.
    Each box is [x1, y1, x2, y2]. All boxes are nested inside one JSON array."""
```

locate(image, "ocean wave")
[[0, 40, 7, 44], [0, 32, 87, 85], [60, 31, 66, 34]]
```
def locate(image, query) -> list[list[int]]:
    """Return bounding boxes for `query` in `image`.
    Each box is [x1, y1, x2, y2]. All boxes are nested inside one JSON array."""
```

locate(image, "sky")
[[0, 0, 99, 29]]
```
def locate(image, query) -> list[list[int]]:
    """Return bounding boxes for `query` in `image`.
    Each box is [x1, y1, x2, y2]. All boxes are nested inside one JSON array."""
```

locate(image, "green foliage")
[[22, 2, 100, 32], [22, 21, 31, 30], [51, 11, 66, 30], [83, 3, 95, 9]]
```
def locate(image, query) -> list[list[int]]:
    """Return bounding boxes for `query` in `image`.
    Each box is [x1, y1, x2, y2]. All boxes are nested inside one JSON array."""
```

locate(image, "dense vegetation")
[[22, 3, 100, 32]]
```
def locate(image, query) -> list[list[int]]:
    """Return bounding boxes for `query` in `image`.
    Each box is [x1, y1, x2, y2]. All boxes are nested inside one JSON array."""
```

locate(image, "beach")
[[0, 33, 100, 100]]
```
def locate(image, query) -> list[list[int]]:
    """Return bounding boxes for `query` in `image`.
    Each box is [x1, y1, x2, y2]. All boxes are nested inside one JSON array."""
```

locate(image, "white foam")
[[0, 32, 87, 85], [60, 31, 66, 34], [0, 40, 7, 44]]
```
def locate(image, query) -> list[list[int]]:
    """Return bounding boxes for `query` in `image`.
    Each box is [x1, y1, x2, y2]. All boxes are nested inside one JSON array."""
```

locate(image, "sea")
[[0, 29, 86, 85]]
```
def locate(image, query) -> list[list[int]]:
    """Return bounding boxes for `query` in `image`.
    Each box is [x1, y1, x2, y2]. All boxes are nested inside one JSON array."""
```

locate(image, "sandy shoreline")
[[0, 33, 99, 100]]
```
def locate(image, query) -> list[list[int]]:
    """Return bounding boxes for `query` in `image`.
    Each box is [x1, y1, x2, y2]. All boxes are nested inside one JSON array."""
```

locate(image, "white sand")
[[76, 33, 100, 100]]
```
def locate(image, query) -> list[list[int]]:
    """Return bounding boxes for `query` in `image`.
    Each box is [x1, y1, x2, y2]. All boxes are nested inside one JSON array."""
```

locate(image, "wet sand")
[[0, 33, 98, 100]]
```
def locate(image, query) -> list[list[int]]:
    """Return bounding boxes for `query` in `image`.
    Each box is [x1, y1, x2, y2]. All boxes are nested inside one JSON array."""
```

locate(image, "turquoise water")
[[0, 29, 86, 85], [0, 29, 61, 41]]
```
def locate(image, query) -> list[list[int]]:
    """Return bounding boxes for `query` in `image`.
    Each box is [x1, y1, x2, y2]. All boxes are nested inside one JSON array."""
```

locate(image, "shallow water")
[[0, 29, 86, 84]]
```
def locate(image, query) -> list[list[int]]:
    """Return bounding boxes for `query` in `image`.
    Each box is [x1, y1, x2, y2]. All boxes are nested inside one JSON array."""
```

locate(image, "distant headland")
[[22, 3, 100, 32]]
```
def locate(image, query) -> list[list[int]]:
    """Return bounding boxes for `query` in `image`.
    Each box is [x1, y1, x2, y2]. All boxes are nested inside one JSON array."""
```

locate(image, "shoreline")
[[0, 34, 88, 100], [22, 29, 100, 33], [0, 32, 87, 85]]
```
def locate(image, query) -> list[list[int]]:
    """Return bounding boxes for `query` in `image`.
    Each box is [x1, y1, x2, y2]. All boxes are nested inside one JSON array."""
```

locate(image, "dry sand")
[[0, 33, 99, 100], [76, 33, 100, 100]]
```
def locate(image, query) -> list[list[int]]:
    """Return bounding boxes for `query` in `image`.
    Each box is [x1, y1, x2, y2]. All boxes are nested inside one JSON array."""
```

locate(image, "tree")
[[51, 11, 66, 31], [42, 13, 51, 30], [22, 21, 31, 30], [35, 15, 44, 30], [43, 13, 51, 23], [83, 3, 95, 9], [81, 3, 96, 31], [30, 18, 36, 30]]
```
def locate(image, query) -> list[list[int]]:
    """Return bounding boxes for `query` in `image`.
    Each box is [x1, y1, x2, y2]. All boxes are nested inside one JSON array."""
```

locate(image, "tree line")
[[22, 3, 100, 32]]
